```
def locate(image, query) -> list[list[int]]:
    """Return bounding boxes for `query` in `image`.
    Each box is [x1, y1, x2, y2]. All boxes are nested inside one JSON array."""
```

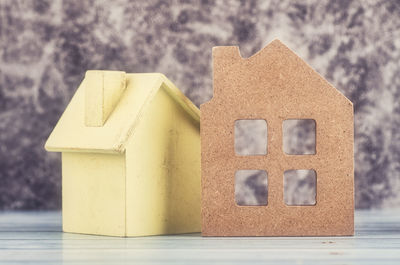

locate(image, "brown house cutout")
[[200, 40, 354, 236]]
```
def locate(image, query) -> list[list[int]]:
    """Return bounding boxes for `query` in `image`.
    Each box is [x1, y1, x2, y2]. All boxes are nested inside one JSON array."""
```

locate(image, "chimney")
[[84, 70, 126, 127]]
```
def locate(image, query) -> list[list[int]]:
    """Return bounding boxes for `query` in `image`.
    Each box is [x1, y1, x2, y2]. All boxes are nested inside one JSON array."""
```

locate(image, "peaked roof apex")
[[45, 73, 199, 154]]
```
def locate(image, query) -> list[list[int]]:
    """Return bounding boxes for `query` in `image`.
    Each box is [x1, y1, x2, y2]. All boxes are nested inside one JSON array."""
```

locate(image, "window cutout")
[[284, 169, 316, 206], [283, 119, 316, 155], [235, 170, 268, 206], [235, 120, 267, 156]]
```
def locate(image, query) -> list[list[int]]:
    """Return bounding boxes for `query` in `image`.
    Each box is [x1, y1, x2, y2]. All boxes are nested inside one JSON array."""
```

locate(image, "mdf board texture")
[[62, 152, 126, 237], [125, 85, 201, 236], [200, 40, 354, 236]]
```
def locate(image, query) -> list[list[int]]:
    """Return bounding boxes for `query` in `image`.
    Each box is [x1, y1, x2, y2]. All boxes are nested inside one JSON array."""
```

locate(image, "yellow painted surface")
[[62, 152, 126, 236], [84, 71, 126, 127], [125, 85, 201, 236], [46, 72, 201, 237], [45, 73, 199, 154]]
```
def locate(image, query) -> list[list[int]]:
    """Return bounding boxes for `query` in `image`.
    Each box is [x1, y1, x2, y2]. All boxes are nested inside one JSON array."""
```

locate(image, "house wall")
[[62, 152, 126, 236], [125, 85, 201, 236], [201, 43, 354, 236]]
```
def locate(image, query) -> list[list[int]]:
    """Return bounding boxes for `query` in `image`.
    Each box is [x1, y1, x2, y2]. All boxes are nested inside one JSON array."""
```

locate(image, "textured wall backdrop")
[[0, 0, 399, 210]]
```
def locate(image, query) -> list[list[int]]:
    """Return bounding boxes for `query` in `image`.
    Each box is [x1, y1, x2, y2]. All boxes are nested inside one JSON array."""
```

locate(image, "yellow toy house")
[[45, 70, 201, 237]]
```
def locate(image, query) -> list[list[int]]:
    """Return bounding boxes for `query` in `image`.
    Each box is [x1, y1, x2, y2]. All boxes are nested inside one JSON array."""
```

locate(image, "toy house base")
[[62, 151, 199, 237], [46, 72, 201, 237]]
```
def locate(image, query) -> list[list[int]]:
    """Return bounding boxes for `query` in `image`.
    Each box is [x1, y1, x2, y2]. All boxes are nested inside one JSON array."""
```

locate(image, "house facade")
[[46, 71, 201, 237], [201, 40, 354, 236]]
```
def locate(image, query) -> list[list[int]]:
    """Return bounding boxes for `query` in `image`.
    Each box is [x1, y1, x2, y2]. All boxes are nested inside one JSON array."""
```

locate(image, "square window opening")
[[235, 170, 268, 206], [283, 119, 316, 155], [235, 119, 267, 156], [284, 169, 316, 206]]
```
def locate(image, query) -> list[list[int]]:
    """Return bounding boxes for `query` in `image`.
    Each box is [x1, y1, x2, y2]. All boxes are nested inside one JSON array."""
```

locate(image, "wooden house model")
[[45, 71, 201, 237], [201, 40, 354, 236]]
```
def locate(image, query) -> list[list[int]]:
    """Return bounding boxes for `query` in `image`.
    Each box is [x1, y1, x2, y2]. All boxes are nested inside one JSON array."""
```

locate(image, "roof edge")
[[45, 145, 124, 154], [114, 73, 200, 152], [44, 73, 200, 154], [158, 74, 200, 123], [250, 39, 354, 105]]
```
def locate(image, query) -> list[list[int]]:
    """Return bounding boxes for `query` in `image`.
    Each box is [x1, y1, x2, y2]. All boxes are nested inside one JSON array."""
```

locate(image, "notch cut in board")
[[234, 119, 267, 156], [284, 169, 316, 206], [235, 170, 268, 206], [283, 119, 316, 155]]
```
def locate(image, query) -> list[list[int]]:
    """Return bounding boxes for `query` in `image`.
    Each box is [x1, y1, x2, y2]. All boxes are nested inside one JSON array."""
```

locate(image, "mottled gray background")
[[1, 0, 399, 210]]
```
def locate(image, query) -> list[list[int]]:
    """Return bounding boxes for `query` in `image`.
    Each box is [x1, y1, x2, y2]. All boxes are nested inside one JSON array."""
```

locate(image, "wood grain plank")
[[0, 210, 399, 264]]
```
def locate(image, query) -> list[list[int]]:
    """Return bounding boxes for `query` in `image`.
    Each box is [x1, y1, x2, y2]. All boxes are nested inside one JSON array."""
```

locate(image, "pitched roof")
[[210, 39, 351, 105], [45, 73, 200, 154]]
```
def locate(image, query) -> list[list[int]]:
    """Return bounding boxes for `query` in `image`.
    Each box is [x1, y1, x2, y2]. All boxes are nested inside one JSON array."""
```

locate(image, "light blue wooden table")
[[0, 210, 399, 264]]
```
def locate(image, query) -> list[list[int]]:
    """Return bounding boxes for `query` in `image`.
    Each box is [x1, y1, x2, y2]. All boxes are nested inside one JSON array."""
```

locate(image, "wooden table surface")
[[0, 210, 399, 264]]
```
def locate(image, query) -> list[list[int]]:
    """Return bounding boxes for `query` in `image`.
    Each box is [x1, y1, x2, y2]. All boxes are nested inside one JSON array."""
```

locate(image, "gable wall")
[[125, 85, 201, 236], [62, 152, 126, 236]]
